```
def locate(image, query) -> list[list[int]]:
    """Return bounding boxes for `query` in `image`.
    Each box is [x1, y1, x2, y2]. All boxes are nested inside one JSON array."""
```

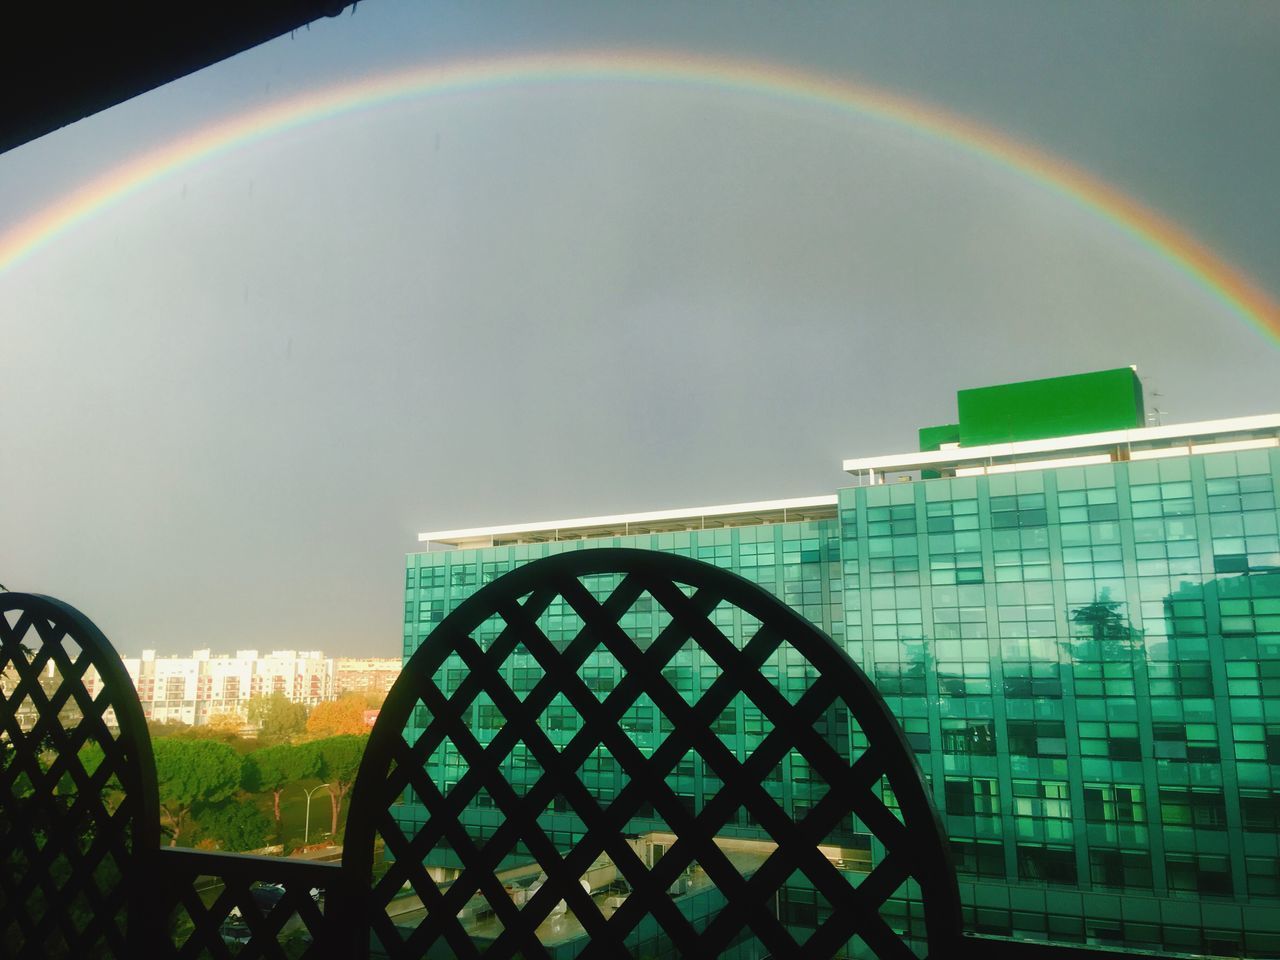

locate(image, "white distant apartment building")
[[333, 657, 401, 698], [122, 649, 335, 726]]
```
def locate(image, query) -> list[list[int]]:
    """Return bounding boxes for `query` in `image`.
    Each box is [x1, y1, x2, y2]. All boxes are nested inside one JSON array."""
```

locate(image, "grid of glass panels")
[[839, 447, 1280, 957], [402, 446, 1280, 956]]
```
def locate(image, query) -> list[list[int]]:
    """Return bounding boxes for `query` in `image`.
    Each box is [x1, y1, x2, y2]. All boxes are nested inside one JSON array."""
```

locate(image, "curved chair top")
[[347, 548, 960, 959], [0, 592, 159, 957]]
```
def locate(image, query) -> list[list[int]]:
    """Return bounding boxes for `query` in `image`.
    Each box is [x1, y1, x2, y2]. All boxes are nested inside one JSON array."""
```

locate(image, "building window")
[[875, 662, 926, 697], [990, 493, 1048, 528], [1159, 788, 1227, 831], [1083, 784, 1145, 826], [1089, 849, 1153, 890], [1148, 661, 1213, 697], [1007, 720, 1067, 758], [1017, 843, 1077, 885], [902, 717, 930, 754], [543, 705, 578, 731], [1246, 857, 1280, 900], [1166, 853, 1233, 897], [510, 667, 541, 695], [937, 661, 990, 697], [1079, 721, 1140, 762], [1153, 722, 1221, 763], [1003, 662, 1061, 698], [941, 720, 995, 756], [945, 777, 999, 818], [1240, 789, 1280, 832], [951, 839, 1005, 879], [1013, 780, 1072, 839]]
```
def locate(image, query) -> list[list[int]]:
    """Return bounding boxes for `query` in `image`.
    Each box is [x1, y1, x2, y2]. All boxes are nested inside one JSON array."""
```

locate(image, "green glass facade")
[[838, 448, 1280, 957], [403, 443, 1280, 957]]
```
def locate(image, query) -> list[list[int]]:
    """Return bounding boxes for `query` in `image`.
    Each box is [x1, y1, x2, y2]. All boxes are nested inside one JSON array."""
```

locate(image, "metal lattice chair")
[[0, 593, 160, 959], [0, 593, 354, 960], [346, 548, 961, 959]]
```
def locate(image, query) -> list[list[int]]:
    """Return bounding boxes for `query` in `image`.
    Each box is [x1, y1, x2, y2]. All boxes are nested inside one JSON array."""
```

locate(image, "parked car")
[[220, 915, 251, 946], [250, 882, 287, 914]]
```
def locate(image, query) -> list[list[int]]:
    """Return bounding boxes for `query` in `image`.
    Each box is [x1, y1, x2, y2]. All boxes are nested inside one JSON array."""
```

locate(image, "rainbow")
[[2, 49, 1277, 340]]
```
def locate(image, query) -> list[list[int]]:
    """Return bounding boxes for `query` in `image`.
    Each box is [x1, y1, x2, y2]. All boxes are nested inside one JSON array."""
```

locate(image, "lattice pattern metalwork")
[[347, 549, 961, 959], [0, 593, 159, 959], [158, 847, 347, 960]]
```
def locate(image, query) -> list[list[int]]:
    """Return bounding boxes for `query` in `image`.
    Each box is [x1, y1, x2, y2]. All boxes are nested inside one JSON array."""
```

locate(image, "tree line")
[[148, 733, 367, 849], [139, 691, 381, 851], [152, 689, 378, 741]]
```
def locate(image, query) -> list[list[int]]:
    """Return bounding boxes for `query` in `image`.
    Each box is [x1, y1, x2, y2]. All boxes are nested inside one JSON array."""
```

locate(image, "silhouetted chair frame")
[[0, 593, 159, 958], [0, 548, 962, 959], [347, 548, 961, 959]]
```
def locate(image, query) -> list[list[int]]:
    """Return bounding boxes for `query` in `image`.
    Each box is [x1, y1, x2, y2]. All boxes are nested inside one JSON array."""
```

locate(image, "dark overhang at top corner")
[[0, 0, 361, 156]]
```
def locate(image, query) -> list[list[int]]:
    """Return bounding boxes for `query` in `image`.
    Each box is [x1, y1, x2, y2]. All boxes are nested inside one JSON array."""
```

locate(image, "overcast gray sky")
[[2, 1, 1278, 656]]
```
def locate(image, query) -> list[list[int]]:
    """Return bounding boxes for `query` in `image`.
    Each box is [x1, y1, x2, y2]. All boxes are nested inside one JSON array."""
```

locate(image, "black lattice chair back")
[[0, 593, 159, 959], [346, 548, 960, 959]]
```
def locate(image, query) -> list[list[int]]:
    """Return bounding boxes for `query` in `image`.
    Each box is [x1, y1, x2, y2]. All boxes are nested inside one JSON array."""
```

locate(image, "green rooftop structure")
[[403, 370, 1280, 957], [918, 367, 1146, 452], [956, 367, 1145, 447]]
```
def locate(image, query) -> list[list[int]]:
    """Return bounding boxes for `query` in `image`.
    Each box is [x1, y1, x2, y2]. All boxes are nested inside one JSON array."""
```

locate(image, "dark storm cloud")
[[1, 2, 1276, 655]]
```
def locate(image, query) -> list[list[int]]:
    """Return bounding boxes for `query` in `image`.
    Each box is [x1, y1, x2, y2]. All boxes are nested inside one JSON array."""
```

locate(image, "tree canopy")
[[206, 711, 247, 736], [200, 801, 272, 852], [152, 737, 241, 846], [306, 694, 370, 738], [243, 742, 319, 834], [247, 692, 308, 739], [312, 734, 368, 838]]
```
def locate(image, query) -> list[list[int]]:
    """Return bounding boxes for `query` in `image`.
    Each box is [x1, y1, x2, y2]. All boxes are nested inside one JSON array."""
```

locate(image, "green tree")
[[146, 718, 192, 739], [199, 801, 272, 851], [153, 738, 241, 847], [76, 741, 105, 777], [312, 734, 368, 838], [72, 742, 126, 812], [243, 742, 318, 837], [247, 692, 308, 739], [206, 711, 247, 736]]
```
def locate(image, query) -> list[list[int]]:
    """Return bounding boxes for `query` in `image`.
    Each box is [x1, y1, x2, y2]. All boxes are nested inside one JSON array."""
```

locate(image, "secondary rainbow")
[[2, 49, 1277, 341]]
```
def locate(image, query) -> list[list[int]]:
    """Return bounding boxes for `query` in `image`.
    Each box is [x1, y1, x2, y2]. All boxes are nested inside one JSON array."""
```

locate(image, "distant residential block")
[[121, 648, 334, 726], [333, 657, 401, 698]]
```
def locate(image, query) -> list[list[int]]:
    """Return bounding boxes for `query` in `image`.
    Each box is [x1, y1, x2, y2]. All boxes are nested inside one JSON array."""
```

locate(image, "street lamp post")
[[303, 782, 331, 846]]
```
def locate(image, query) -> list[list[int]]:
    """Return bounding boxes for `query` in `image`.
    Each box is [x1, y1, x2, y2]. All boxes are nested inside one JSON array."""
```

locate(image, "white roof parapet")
[[419, 495, 839, 547], [843, 413, 1280, 476]]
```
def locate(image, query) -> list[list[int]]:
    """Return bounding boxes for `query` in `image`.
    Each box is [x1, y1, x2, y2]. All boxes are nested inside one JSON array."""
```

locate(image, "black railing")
[[158, 847, 345, 958], [1, 557, 1156, 959]]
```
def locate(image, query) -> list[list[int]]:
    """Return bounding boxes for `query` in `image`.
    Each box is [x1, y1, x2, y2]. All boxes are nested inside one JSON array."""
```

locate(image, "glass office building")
[[403, 369, 1280, 957]]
